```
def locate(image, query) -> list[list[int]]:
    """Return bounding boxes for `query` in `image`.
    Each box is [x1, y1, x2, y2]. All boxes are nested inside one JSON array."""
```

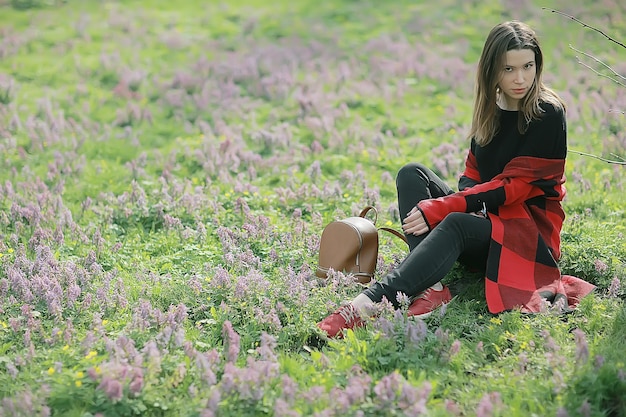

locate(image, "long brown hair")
[[468, 21, 565, 146]]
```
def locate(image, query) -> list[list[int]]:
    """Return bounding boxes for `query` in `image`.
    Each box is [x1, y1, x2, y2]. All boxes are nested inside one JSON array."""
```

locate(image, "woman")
[[318, 21, 595, 338]]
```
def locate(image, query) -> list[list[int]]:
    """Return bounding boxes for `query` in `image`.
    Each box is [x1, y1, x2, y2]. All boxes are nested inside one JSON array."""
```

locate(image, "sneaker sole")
[[408, 295, 457, 319]]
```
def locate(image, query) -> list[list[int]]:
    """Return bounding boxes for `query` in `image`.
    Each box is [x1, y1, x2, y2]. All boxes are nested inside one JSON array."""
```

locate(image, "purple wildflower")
[[445, 399, 461, 415], [372, 316, 395, 339], [594, 355, 605, 369], [141, 340, 162, 369], [256, 332, 277, 362], [448, 339, 461, 358], [593, 259, 608, 273], [578, 399, 591, 417], [405, 319, 427, 345], [82, 293, 92, 309], [301, 386, 325, 404], [401, 381, 431, 414], [331, 387, 352, 413], [6, 362, 18, 378], [305, 160, 322, 180], [209, 266, 232, 288], [435, 327, 450, 344], [396, 292, 410, 309], [87, 367, 99, 381], [381, 171, 394, 184], [67, 283, 81, 308], [552, 369, 566, 393], [573, 329, 589, 366], [53, 226, 64, 245], [517, 352, 528, 374], [195, 349, 219, 385], [274, 399, 300, 417], [556, 407, 570, 417], [476, 392, 502, 417], [439, 300, 449, 317], [608, 276, 621, 298], [310, 140, 324, 153], [128, 370, 144, 396], [253, 306, 282, 330], [222, 321, 240, 363], [279, 375, 298, 403], [97, 377, 123, 402], [541, 329, 559, 352], [373, 371, 402, 403], [200, 409, 216, 417]]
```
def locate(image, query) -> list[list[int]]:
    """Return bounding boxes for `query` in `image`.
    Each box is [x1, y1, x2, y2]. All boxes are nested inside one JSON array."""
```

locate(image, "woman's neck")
[[497, 95, 519, 111]]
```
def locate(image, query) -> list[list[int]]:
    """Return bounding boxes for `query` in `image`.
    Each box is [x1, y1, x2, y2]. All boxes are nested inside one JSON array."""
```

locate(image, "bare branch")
[[610, 153, 626, 162], [544, 8, 626, 163], [571, 52, 626, 89], [570, 44, 626, 82], [542, 8, 626, 50], [569, 149, 626, 165]]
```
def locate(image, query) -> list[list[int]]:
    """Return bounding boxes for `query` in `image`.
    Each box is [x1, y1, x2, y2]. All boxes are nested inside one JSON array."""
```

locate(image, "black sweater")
[[459, 102, 567, 191]]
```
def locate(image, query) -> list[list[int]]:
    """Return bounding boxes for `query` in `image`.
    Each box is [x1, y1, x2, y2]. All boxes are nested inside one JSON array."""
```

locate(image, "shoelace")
[[414, 288, 433, 300], [338, 305, 360, 324]]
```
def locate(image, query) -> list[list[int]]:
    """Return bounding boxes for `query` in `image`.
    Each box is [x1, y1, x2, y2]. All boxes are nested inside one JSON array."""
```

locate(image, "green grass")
[[0, 0, 625, 416]]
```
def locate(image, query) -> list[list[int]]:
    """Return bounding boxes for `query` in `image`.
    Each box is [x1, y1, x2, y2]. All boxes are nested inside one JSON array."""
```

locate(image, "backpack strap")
[[360, 206, 407, 246], [378, 227, 408, 245], [358, 206, 378, 224]]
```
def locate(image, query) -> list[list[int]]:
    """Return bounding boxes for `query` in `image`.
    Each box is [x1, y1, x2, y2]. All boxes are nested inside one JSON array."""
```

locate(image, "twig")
[[542, 8, 626, 50], [569, 45, 626, 88], [569, 149, 626, 165], [572, 55, 626, 89], [570, 45, 626, 81], [610, 153, 626, 162], [543, 8, 626, 165], [573, 57, 626, 88]]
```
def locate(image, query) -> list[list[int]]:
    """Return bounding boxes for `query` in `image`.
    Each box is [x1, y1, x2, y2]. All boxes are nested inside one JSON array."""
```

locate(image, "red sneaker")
[[407, 286, 452, 318], [317, 304, 365, 338]]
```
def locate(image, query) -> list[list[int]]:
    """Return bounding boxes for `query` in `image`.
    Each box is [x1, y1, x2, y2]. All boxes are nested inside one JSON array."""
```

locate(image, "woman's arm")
[[417, 105, 566, 230], [458, 140, 481, 191]]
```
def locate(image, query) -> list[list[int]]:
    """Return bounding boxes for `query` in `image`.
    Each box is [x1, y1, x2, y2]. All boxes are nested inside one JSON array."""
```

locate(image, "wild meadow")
[[0, 0, 625, 416]]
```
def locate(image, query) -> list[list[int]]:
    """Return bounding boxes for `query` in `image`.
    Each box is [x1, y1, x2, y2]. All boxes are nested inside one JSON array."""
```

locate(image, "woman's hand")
[[402, 206, 430, 236]]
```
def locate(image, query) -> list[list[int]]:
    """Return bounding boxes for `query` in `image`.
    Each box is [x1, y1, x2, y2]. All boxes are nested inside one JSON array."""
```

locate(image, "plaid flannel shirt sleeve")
[[458, 140, 481, 191], [417, 172, 544, 229], [418, 104, 567, 230]]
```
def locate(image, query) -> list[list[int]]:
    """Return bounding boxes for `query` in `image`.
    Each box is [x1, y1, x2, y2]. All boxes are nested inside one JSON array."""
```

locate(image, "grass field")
[[0, 0, 625, 416]]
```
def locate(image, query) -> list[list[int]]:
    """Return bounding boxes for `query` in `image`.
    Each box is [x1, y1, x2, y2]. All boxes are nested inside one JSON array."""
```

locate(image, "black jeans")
[[362, 163, 492, 306]]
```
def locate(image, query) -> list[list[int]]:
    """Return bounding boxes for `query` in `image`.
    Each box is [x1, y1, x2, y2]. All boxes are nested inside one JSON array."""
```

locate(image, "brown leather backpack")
[[315, 206, 408, 284]]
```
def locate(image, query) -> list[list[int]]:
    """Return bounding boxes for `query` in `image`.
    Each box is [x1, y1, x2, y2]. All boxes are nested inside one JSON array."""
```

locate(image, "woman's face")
[[497, 48, 537, 110]]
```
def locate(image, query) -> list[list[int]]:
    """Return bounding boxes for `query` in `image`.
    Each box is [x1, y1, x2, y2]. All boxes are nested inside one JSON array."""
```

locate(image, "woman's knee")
[[441, 212, 468, 225], [396, 162, 430, 188], [438, 212, 474, 234], [438, 212, 491, 241]]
